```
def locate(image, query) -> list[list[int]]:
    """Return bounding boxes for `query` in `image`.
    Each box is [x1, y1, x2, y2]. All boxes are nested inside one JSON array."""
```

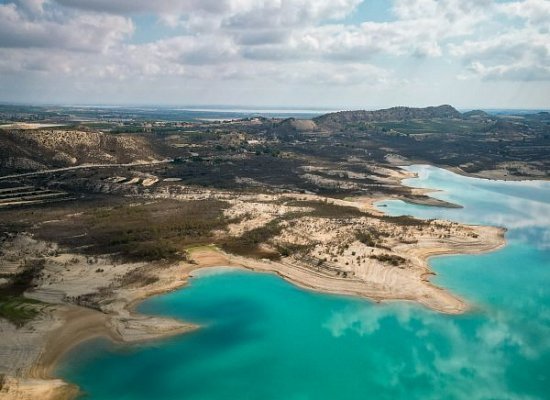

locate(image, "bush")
[[355, 230, 376, 246], [369, 253, 406, 266]]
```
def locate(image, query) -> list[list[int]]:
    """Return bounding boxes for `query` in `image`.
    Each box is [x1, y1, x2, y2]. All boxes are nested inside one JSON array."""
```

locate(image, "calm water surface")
[[58, 165, 550, 400]]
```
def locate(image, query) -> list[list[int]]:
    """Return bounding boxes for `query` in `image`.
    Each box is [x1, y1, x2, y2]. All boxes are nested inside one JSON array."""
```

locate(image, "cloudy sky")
[[0, 0, 548, 109]]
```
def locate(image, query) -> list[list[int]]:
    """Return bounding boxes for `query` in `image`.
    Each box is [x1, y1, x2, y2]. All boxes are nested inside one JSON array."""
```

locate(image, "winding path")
[[0, 159, 173, 181]]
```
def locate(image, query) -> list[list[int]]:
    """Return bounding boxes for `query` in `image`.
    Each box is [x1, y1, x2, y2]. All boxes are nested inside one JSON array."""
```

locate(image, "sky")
[[0, 0, 549, 109]]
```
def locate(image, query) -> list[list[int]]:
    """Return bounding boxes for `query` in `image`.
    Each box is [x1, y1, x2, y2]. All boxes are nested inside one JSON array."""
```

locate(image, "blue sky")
[[0, 0, 548, 109]]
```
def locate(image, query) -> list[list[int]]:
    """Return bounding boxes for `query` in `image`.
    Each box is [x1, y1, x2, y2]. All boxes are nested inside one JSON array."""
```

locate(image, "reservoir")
[[57, 165, 550, 399]]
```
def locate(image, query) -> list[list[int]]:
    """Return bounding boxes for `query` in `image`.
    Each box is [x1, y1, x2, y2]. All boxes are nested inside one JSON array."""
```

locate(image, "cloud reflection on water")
[[324, 301, 548, 400], [344, 165, 550, 399]]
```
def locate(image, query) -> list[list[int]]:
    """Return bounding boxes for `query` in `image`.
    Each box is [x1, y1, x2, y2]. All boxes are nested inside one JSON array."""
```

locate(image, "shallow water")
[[57, 165, 550, 400]]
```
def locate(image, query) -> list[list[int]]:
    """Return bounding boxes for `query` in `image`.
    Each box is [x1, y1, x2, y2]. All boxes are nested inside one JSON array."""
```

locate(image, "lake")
[[57, 165, 550, 399]]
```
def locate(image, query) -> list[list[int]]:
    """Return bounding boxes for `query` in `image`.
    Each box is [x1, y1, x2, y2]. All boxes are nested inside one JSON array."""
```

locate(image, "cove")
[[56, 165, 550, 400]]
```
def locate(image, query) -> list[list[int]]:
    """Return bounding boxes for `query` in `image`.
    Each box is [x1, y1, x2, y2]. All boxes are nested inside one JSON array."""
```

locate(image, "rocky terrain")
[[0, 128, 162, 173], [1, 104, 548, 181]]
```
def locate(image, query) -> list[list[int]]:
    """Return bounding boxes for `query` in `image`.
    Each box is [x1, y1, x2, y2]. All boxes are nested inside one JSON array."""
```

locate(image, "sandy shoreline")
[[0, 260, 199, 399], [0, 194, 506, 400], [189, 223, 505, 315]]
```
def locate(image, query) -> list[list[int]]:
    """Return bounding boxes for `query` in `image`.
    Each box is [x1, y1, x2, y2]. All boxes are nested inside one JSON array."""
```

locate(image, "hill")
[[462, 110, 491, 120], [314, 105, 462, 128], [0, 128, 161, 173]]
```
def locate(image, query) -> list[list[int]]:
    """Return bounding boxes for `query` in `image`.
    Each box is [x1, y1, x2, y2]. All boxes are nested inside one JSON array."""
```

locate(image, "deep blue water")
[[57, 165, 550, 399]]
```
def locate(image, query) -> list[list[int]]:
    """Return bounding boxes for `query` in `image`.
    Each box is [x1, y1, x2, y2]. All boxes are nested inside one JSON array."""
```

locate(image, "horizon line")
[[0, 102, 549, 113]]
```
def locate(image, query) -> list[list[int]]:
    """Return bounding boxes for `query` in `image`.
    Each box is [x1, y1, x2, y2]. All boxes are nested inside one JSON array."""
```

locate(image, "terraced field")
[[0, 184, 75, 208]]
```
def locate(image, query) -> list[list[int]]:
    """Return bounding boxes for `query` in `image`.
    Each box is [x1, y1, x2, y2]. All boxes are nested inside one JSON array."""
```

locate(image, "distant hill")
[[275, 118, 318, 132], [266, 118, 319, 141], [462, 110, 491, 119], [314, 105, 462, 128]]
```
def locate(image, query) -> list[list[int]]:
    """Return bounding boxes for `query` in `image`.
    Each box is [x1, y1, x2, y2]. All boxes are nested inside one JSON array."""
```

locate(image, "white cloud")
[[13, 0, 47, 16], [0, 0, 549, 106], [451, 30, 550, 81], [0, 1, 133, 52], [499, 0, 550, 28], [468, 61, 550, 81], [54, 0, 231, 16], [56, 0, 362, 29], [392, 0, 494, 32]]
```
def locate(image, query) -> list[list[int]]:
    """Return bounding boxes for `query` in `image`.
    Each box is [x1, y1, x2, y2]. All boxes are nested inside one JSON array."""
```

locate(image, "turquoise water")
[[57, 165, 550, 400]]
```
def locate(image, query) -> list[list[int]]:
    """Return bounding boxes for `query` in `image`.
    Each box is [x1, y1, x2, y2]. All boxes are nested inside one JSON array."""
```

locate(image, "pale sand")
[[0, 376, 79, 400], [0, 123, 66, 130], [188, 225, 504, 315], [0, 261, 198, 400]]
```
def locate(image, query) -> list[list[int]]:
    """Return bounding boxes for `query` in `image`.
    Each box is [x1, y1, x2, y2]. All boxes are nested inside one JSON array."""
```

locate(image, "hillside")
[[462, 110, 491, 119], [314, 105, 462, 128], [0, 128, 161, 173]]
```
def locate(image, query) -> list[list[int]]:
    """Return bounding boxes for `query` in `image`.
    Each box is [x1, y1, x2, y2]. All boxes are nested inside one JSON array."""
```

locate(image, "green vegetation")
[[221, 220, 283, 260], [0, 295, 44, 327], [380, 215, 431, 227], [285, 200, 369, 219], [0, 257, 47, 326], [184, 244, 219, 254], [355, 230, 376, 246], [220, 199, 373, 260], [36, 199, 229, 262], [369, 253, 406, 266], [276, 242, 314, 257]]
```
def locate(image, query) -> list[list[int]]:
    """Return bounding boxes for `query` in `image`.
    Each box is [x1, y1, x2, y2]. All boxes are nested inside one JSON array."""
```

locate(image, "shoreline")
[[386, 158, 549, 183], [187, 222, 506, 315], [0, 191, 508, 400], [0, 261, 199, 400], [3, 222, 505, 400], [2, 241, 507, 400], [439, 164, 549, 183]]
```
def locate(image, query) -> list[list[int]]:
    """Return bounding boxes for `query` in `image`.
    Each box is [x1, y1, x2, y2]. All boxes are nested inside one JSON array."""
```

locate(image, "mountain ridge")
[[314, 105, 463, 127]]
